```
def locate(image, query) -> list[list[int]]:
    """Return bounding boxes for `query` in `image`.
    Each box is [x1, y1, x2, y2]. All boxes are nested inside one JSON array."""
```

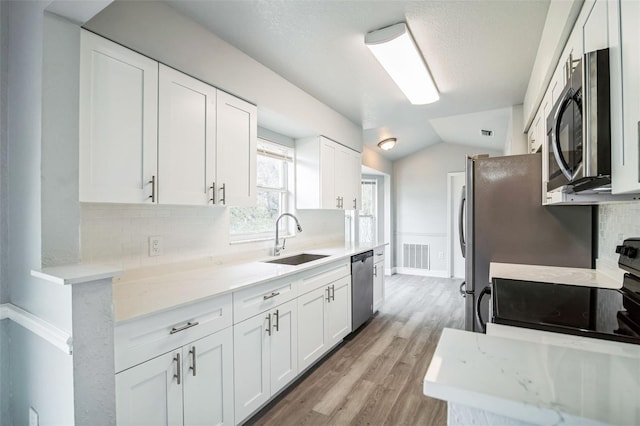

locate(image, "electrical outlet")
[[438, 251, 445, 260], [29, 407, 39, 426], [149, 236, 163, 257]]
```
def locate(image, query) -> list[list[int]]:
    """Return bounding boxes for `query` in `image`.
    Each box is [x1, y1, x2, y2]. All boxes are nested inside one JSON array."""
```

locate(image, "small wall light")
[[378, 137, 397, 151]]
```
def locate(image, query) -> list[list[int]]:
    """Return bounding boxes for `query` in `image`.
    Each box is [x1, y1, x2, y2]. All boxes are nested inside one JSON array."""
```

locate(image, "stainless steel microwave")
[[546, 48, 611, 193]]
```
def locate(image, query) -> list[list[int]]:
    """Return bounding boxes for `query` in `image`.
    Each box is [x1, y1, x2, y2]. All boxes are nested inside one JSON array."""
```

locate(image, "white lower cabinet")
[[233, 299, 298, 423], [298, 276, 351, 372], [116, 327, 234, 426]]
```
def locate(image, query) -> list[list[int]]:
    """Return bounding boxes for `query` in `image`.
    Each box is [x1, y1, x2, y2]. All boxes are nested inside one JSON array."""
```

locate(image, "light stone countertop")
[[112, 243, 386, 323], [490, 262, 621, 289], [424, 328, 640, 425]]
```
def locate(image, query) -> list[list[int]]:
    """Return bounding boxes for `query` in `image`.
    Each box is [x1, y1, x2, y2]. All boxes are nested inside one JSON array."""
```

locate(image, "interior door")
[[449, 172, 466, 278]]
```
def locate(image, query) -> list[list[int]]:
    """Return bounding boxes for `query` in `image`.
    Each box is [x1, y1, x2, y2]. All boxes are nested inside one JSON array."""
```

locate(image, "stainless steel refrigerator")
[[459, 153, 593, 332]]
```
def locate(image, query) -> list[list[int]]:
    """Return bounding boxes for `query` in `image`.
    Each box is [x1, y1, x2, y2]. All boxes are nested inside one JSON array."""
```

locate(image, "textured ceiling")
[[165, 0, 550, 160]]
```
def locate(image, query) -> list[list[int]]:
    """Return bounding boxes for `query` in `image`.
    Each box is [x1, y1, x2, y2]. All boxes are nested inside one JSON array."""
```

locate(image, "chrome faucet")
[[274, 213, 302, 256]]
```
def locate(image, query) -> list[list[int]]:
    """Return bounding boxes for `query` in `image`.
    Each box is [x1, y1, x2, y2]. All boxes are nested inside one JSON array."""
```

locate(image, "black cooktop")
[[491, 277, 640, 344], [491, 238, 640, 345]]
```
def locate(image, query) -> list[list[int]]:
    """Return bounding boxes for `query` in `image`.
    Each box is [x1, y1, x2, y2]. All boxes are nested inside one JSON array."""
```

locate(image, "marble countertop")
[[424, 328, 640, 425], [490, 262, 621, 289], [112, 243, 386, 323]]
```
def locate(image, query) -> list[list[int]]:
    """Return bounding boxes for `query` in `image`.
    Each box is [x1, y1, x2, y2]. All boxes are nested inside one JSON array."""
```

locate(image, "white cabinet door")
[[79, 30, 158, 204], [336, 147, 361, 210], [326, 276, 352, 347], [183, 328, 234, 426], [216, 91, 257, 206], [320, 137, 337, 209], [269, 300, 298, 395], [583, 0, 609, 53], [158, 65, 216, 205], [373, 260, 385, 312], [611, 0, 640, 194], [115, 351, 183, 426], [297, 286, 328, 371], [233, 312, 269, 422]]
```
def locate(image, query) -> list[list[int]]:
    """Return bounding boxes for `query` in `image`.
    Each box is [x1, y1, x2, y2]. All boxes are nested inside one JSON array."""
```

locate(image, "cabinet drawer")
[[298, 260, 350, 296], [115, 293, 232, 373], [374, 246, 385, 258], [233, 277, 298, 324]]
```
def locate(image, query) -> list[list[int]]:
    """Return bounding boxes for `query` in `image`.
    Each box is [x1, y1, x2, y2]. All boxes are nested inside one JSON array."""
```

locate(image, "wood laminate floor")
[[250, 274, 465, 426]]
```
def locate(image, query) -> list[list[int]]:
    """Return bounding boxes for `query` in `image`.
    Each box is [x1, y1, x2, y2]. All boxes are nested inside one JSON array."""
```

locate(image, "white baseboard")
[[395, 267, 449, 278], [386, 267, 395, 276], [0, 303, 72, 354]]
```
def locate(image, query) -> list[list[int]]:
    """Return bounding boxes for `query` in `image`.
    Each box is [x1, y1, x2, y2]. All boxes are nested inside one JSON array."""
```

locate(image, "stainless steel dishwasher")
[[351, 250, 374, 331]]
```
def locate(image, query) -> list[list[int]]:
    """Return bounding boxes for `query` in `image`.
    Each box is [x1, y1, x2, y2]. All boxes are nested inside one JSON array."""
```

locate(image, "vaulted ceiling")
[[165, 0, 550, 160]]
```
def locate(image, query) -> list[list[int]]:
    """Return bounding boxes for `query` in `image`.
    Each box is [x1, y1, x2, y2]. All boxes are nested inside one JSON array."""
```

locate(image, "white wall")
[[3, 5, 77, 425], [393, 142, 502, 275], [42, 12, 81, 267], [83, 1, 363, 152], [362, 146, 393, 176], [504, 105, 528, 155]]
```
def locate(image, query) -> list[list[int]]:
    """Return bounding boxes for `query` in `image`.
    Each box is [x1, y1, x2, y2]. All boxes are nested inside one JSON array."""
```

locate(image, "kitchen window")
[[359, 178, 378, 244], [230, 140, 294, 242]]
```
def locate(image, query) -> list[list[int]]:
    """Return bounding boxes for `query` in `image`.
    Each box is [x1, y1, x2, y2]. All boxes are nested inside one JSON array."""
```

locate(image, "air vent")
[[403, 243, 430, 270], [480, 129, 493, 137]]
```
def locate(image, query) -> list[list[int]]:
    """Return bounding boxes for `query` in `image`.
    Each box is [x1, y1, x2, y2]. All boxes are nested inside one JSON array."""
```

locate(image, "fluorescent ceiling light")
[[365, 23, 439, 105], [377, 137, 397, 151]]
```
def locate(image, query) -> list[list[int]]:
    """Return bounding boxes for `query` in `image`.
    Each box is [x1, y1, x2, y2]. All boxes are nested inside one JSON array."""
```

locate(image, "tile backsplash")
[[81, 204, 345, 269], [598, 202, 640, 264]]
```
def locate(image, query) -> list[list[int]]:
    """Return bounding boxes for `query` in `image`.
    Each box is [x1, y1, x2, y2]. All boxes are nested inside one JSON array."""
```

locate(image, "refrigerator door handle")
[[458, 185, 466, 258], [476, 285, 492, 333]]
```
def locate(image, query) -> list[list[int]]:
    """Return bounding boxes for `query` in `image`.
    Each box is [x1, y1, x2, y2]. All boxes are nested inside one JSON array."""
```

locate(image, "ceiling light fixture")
[[378, 137, 397, 151], [365, 22, 439, 105]]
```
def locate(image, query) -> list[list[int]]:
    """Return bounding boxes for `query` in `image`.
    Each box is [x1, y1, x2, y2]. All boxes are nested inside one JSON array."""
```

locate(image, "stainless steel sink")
[[263, 253, 329, 266]]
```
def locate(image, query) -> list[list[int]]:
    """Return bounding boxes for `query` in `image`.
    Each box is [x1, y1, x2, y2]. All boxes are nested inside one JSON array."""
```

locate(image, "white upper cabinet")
[[583, 0, 609, 53], [296, 136, 362, 210], [80, 31, 257, 206], [216, 91, 258, 207], [158, 65, 216, 205], [610, 0, 640, 194], [79, 30, 158, 204]]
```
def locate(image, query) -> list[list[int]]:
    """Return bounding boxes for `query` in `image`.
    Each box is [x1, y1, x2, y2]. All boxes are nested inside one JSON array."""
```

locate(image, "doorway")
[[447, 172, 465, 278]]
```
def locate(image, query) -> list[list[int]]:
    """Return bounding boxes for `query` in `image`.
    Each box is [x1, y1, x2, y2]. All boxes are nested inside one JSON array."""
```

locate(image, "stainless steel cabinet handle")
[[174, 353, 181, 385], [341, 197, 344, 208], [336, 197, 340, 208], [266, 313, 271, 336], [331, 284, 335, 301], [189, 346, 196, 377], [169, 321, 199, 334], [273, 309, 279, 332], [374, 265, 377, 277], [148, 176, 156, 202], [209, 181, 216, 204], [263, 291, 280, 300], [326, 286, 331, 302], [219, 183, 226, 205], [353, 198, 357, 209]]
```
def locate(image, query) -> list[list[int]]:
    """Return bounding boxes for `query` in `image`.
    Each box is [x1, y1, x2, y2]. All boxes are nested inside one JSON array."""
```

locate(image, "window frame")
[[229, 139, 294, 244], [359, 178, 378, 244]]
